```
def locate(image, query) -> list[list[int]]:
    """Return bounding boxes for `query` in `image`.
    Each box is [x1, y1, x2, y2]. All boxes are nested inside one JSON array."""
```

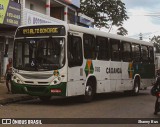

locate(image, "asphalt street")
[[0, 87, 160, 127]]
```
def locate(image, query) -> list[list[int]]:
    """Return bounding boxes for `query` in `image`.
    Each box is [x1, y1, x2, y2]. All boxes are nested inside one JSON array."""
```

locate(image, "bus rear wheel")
[[39, 96, 51, 102], [83, 80, 95, 102], [132, 79, 140, 95]]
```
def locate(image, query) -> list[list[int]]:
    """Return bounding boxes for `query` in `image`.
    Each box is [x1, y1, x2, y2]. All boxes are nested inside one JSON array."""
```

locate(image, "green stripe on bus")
[[133, 63, 155, 79], [11, 81, 67, 96]]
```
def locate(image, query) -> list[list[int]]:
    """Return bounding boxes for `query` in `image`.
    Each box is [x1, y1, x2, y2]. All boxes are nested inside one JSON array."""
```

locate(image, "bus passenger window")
[[149, 46, 154, 63], [83, 34, 96, 59], [68, 35, 83, 67], [132, 44, 141, 62], [110, 39, 121, 61], [141, 45, 149, 62], [97, 37, 109, 60], [121, 41, 132, 62]]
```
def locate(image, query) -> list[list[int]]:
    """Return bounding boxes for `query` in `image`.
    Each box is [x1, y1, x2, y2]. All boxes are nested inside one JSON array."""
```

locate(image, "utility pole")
[[139, 33, 143, 40]]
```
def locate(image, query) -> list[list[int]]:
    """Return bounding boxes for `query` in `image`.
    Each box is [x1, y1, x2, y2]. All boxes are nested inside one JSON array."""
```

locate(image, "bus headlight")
[[50, 78, 60, 85], [50, 76, 63, 85], [58, 77, 61, 81], [12, 75, 23, 84]]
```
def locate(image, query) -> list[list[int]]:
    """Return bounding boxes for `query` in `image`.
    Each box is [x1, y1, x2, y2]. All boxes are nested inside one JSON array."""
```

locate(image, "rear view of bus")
[[11, 25, 67, 101]]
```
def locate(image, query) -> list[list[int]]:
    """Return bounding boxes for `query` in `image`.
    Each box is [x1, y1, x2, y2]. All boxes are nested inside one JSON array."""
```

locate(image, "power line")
[[128, 15, 160, 17], [127, 10, 160, 14], [127, 12, 160, 20], [127, 11, 160, 17], [128, 31, 160, 38]]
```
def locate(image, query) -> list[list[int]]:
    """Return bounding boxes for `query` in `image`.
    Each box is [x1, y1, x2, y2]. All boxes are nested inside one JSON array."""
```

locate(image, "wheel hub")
[[85, 86, 92, 96], [134, 83, 139, 93]]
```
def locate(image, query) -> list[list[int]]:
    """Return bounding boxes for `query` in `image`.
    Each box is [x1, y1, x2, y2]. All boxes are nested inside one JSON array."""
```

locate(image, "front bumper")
[[11, 81, 67, 96]]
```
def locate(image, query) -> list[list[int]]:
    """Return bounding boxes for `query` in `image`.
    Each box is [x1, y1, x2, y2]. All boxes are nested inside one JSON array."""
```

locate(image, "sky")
[[112, 0, 160, 41]]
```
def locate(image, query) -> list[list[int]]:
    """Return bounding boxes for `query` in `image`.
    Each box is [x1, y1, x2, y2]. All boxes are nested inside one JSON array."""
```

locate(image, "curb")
[[0, 95, 35, 105]]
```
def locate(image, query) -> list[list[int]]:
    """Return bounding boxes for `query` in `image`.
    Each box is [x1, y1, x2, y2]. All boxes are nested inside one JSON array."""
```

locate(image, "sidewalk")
[[0, 77, 34, 105]]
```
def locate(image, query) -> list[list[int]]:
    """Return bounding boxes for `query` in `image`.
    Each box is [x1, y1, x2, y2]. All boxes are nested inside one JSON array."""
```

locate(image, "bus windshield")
[[13, 37, 65, 71]]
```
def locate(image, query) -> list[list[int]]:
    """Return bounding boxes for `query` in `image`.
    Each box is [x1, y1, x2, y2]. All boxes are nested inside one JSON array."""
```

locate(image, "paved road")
[[0, 87, 159, 127]]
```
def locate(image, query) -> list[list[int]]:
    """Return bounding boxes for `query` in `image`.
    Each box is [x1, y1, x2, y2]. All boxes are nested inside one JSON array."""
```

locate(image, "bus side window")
[[97, 36, 109, 60], [83, 34, 96, 60], [121, 41, 132, 62], [149, 46, 154, 63], [132, 44, 141, 62], [110, 39, 121, 61], [68, 34, 83, 67], [141, 45, 149, 62]]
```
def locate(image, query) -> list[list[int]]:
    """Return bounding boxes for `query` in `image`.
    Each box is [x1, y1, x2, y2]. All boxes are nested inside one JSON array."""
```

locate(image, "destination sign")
[[15, 25, 66, 37], [23, 28, 58, 34]]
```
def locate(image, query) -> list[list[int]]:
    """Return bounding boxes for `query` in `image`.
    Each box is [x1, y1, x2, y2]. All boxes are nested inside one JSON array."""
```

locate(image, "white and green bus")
[[11, 24, 155, 102]]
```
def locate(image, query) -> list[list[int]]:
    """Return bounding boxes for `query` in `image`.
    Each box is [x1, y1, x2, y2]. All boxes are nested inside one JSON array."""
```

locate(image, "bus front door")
[[67, 32, 85, 96]]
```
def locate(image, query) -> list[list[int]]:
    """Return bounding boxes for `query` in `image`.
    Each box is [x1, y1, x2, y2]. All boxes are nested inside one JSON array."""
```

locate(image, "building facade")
[[0, 0, 94, 76], [0, 0, 21, 76]]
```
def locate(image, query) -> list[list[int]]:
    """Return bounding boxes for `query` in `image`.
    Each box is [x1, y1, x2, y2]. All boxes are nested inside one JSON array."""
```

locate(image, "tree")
[[80, 0, 129, 29], [150, 35, 160, 53], [117, 26, 128, 36]]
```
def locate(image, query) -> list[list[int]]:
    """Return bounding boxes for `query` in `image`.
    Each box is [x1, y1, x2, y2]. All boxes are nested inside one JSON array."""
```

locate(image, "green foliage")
[[80, 0, 129, 29], [117, 27, 128, 36], [150, 35, 160, 53]]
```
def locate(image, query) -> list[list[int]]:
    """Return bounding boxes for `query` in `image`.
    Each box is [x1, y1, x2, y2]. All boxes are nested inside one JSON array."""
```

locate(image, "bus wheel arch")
[[83, 76, 97, 102], [132, 75, 141, 95]]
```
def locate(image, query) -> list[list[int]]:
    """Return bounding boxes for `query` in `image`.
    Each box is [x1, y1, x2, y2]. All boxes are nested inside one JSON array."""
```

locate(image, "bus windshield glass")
[[13, 37, 65, 71]]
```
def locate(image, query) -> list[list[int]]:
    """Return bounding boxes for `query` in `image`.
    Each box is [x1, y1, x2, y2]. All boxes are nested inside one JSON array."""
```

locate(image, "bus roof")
[[68, 24, 153, 46], [17, 24, 153, 47]]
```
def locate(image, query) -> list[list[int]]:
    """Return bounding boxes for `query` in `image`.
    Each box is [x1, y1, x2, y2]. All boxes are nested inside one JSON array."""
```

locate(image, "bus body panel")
[[132, 62, 155, 89], [11, 24, 155, 99], [66, 31, 86, 96], [110, 61, 123, 91], [11, 81, 67, 96], [93, 60, 110, 93], [11, 64, 68, 96], [122, 62, 133, 90]]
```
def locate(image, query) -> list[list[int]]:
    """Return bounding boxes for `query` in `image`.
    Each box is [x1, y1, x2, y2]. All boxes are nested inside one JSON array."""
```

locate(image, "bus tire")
[[83, 80, 95, 102], [39, 96, 51, 102], [132, 79, 140, 96]]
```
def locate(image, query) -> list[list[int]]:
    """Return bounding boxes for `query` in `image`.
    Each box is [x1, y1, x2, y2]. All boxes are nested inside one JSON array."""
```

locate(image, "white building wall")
[[25, 0, 46, 14], [20, 0, 66, 26], [20, 0, 25, 26], [22, 8, 65, 26]]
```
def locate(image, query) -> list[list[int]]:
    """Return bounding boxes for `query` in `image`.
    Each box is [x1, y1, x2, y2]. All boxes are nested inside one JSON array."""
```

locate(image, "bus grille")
[[20, 74, 53, 79], [27, 86, 48, 93], [24, 81, 49, 85]]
